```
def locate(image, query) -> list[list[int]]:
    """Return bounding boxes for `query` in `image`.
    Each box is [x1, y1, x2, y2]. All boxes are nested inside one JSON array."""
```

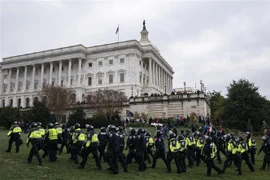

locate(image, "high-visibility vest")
[[48, 128, 58, 140], [7, 126, 22, 136], [169, 138, 180, 152]]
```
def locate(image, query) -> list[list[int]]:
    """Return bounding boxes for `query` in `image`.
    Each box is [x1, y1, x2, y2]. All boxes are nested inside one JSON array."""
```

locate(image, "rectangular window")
[[62, 67, 64, 71], [88, 77, 92, 86], [26, 83, 30, 91], [109, 74, 113, 84], [71, 79, 73, 85], [44, 69, 47, 74], [98, 76, 102, 85], [109, 60, 113, 65], [4, 74, 7, 78], [88, 63, 92, 67], [34, 83, 38, 90], [98, 61, 103, 66], [53, 68, 55, 72], [140, 75, 142, 83], [61, 80, 64, 86], [139, 61, 141, 65], [120, 58, 124, 63], [120, 73, 124, 83]]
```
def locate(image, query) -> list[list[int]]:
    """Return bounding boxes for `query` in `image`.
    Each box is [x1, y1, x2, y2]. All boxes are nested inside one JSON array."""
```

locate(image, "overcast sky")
[[1, 0, 270, 99]]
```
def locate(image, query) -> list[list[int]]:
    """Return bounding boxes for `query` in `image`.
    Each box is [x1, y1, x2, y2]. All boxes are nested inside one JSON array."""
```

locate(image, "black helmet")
[[246, 132, 251, 138], [169, 133, 176, 139], [62, 123, 67, 129], [145, 132, 151, 137], [12, 121, 18, 125], [262, 135, 269, 142], [225, 134, 232, 142], [180, 130, 184, 135], [130, 128, 136, 135], [31, 122, 38, 128], [37, 122, 42, 127], [137, 128, 144, 134], [186, 130, 190, 136], [110, 125, 116, 131], [178, 135, 184, 141], [101, 127, 106, 132], [210, 130, 216, 137], [55, 122, 59, 126], [118, 126, 123, 132], [217, 131, 222, 137], [206, 136, 212, 144], [87, 125, 94, 132], [156, 130, 162, 137], [74, 123, 80, 129], [48, 123, 54, 128]]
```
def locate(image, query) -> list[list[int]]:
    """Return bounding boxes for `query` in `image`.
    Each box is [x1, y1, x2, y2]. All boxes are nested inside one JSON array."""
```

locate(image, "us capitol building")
[[0, 22, 210, 118], [0, 23, 173, 108]]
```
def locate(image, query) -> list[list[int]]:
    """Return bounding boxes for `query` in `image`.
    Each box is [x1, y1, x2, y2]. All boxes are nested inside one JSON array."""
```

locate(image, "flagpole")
[[118, 24, 119, 43]]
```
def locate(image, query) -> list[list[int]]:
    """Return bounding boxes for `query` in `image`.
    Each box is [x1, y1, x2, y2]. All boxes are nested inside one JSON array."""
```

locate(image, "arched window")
[[17, 98, 21, 108], [2, 100, 5, 107], [70, 93, 76, 104], [26, 98, 30, 108], [9, 99, 13, 107]]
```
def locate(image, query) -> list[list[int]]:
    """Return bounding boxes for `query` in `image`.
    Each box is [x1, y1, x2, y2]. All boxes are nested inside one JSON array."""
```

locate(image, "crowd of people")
[[5, 120, 270, 176]]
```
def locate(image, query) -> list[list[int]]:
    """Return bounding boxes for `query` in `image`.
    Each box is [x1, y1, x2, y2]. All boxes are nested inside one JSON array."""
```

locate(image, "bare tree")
[[86, 89, 128, 120], [39, 84, 73, 123]]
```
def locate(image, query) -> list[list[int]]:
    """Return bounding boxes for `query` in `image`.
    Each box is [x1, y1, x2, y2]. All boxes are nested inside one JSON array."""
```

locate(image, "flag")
[[126, 110, 134, 117], [115, 26, 119, 34]]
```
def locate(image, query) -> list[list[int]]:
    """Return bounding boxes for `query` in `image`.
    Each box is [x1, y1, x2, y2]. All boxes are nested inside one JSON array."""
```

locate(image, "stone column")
[[58, 61, 62, 86], [15, 68, 19, 93], [7, 69, 12, 93], [158, 65, 161, 89], [49, 62, 53, 84], [78, 58, 82, 86], [0, 70, 3, 94], [149, 58, 152, 86], [155, 62, 158, 87], [31, 65, 36, 91], [40, 63, 44, 88], [23, 66, 27, 92], [68, 59, 72, 87]]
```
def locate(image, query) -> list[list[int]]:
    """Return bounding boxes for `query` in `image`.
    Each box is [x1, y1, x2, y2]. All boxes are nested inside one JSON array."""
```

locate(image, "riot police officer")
[[71, 123, 85, 164], [246, 132, 256, 165], [45, 123, 58, 162], [127, 128, 137, 164], [258, 135, 270, 170], [152, 130, 169, 170], [6, 121, 22, 153], [203, 136, 222, 176], [78, 125, 101, 169], [98, 127, 108, 161], [106, 125, 120, 174], [135, 128, 147, 171], [27, 122, 43, 165], [167, 133, 181, 173]]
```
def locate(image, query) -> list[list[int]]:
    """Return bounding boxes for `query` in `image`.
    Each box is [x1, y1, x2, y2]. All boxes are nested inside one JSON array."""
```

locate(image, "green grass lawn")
[[0, 127, 269, 180]]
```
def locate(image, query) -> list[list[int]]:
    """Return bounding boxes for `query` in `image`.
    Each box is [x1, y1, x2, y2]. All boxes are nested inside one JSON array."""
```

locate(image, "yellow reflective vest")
[[86, 133, 99, 147], [47, 128, 58, 140], [169, 138, 180, 152], [7, 126, 22, 136]]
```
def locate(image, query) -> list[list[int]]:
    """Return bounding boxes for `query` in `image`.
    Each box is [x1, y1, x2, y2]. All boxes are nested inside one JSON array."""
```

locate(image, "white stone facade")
[[0, 26, 174, 108]]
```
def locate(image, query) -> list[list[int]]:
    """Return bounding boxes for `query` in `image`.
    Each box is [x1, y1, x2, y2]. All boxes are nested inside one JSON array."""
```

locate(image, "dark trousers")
[[241, 152, 254, 171], [223, 154, 242, 174], [186, 147, 194, 167], [127, 148, 136, 164], [28, 140, 42, 165], [205, 157, 221, 176], [7, 137, 20, 152], [98, 144, 106, 161], [80, 147, 101, 168], [152, 149, 168, 168], [60, 140, 70, 153], [179, 152, 186, 172], [136, 150, 146, 171], [195, 148, 203, 166], [105, 150, 120, 173], [48, 140, 58, 162], [145, 146, 154, 163], [119, 146, 128, 171], [71, 143, 82, 163], [167, 152, 181, 173], [261, 154, 270, 169], [248, 148, 256, 165]]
